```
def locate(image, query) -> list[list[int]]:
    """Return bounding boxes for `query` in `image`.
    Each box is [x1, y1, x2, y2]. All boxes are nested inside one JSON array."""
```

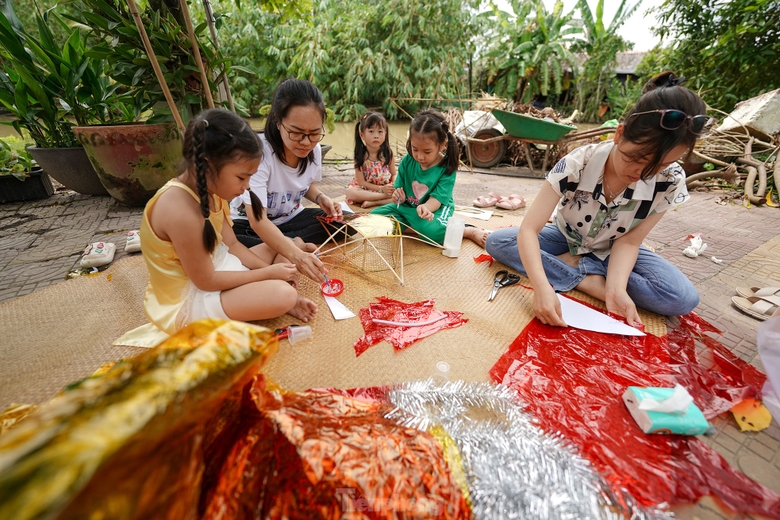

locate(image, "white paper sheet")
[[324, 295, 356, 320], [339, 201, 355, 214], [557, 294, 645, 336], [454, 205, 493, 221]]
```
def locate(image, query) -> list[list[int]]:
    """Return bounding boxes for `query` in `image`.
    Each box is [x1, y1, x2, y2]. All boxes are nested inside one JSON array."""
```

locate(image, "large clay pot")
[[73, 123, 182, 206], [27, 146, 108, 196]]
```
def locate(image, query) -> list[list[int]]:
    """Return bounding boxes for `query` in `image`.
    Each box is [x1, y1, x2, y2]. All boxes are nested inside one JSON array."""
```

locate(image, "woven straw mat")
[[0, 212, 665, 408]]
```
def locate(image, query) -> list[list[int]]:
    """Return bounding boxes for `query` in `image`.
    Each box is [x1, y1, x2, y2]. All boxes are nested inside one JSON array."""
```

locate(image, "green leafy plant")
[[652, 0, 780, 112], [216, 0, 483, 120], [571, 0, 637, 121], [70, 0, 231, 124], [0, 5, 133, 147], [481, 0, 582, 102], [0, 136, 36, 180]]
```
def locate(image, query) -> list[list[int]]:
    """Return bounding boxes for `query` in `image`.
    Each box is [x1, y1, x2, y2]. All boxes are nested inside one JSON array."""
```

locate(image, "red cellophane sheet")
[[490, 310, 780, 518], [354, 297, 468, 356], [201, 376, 471, 519]]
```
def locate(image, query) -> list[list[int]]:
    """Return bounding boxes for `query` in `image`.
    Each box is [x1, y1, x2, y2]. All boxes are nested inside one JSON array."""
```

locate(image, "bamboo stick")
[[179, 0, 214, 109], [200, 0, 235, 112], [126, 0, 185, 132]]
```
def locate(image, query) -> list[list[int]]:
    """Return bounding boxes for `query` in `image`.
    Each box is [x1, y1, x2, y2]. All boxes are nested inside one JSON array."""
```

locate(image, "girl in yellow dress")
[[140, 109, 320, 336]]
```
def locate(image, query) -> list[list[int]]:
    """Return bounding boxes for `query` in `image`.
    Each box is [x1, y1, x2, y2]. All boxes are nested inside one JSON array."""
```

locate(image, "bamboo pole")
[[179, 0, 214, 109], [126, 0, 185, 133], [200, 0, 235, 112]]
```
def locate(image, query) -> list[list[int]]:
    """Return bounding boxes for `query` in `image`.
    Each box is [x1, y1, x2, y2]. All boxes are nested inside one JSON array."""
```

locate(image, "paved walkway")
[[1, 164, 779, 519]]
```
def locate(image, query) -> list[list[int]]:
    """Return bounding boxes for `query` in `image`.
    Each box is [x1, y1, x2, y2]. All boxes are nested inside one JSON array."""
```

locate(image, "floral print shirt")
[[547, 140, 689, 260]]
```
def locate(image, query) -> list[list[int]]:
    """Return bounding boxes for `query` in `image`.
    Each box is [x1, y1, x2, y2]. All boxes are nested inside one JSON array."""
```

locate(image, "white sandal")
[[735, 286, 780, 299], [732, 295, 780, 321]]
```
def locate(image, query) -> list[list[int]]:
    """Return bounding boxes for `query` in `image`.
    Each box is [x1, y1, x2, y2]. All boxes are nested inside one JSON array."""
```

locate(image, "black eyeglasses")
[[280, 123, 326, 143], [629, 109, 712, 136]]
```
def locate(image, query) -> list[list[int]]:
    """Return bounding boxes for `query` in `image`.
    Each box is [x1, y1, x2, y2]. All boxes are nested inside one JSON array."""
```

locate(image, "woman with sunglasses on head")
[[485, 71, 710, 327], [230, 78, 339, 282]]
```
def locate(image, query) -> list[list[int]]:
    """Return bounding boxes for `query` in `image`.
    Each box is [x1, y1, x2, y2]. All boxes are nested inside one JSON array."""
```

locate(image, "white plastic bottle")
[[441, 217, 465, 258]]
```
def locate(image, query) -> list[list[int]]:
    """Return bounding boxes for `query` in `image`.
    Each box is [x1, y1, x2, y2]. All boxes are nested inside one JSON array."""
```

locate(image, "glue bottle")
[[432, 361, 451, 384], [441, 217, 465, 258], [287, 325, 313, 345]]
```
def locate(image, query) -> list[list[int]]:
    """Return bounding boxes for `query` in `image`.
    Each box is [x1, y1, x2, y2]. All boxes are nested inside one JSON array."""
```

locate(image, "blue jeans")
[[485, 225, 699, 316]]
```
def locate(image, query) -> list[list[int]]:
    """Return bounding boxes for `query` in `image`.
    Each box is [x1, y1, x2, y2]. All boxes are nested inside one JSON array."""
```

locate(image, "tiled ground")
[[1, 164, 779, 518]]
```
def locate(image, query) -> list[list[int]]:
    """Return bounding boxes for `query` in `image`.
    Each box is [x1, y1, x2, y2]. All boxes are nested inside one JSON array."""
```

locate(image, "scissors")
[[488, 270, 521, 302]]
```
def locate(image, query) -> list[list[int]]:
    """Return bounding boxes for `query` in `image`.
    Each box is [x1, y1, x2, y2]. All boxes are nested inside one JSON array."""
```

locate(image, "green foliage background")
[[2, 0, 779, 122], [215, 0, 483, 120], [648, 0, 780, 112]]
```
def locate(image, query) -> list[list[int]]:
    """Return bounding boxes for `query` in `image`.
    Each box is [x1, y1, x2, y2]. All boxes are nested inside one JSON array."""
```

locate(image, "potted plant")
[[63, 0, 234, 206], [0, 6, 124, 196], [0, 136, 54, 203]]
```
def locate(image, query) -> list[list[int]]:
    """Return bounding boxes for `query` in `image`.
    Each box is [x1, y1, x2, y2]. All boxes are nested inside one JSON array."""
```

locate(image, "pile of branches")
[[688, 128, 779, 206]]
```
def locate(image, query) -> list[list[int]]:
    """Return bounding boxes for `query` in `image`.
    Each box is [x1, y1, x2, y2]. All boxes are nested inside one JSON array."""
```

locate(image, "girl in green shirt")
[[372, 109, 488, 246]]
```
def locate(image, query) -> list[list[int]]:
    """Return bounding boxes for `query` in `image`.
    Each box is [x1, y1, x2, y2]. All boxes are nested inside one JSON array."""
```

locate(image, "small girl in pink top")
[[346, 111, 397, 208]]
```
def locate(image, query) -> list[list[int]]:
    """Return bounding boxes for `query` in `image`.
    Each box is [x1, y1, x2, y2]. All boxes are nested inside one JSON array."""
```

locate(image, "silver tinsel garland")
[[385, 379, 675, 520]]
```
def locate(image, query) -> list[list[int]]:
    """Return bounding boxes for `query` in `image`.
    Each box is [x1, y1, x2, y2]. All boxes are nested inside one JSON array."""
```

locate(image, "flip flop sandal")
[[496, 194, 526, 210], [472, 194, 499, 208], [731, 295, 780, 321], [735, 286, 780, 299]]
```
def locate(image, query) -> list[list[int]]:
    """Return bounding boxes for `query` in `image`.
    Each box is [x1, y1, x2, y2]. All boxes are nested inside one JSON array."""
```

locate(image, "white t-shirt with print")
[[546, 140, 689, 260], [230, 133, 322, 225]]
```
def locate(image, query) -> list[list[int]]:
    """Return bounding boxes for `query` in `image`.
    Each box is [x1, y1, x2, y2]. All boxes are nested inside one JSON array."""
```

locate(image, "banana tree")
[[481, 0, 581, 103], [572, 0, 639, 120]]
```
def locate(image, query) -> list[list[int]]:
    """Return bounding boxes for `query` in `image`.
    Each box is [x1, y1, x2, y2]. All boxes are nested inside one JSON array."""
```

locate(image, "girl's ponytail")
[[353, 118, 367, 168], [193, 120, 218, 253], [441, 121, 460, 175]]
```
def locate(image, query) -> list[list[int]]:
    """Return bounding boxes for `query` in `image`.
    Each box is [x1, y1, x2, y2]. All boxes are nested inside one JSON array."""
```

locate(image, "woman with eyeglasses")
[[485, 71, 710, 327], [230, 78, 339, 282]]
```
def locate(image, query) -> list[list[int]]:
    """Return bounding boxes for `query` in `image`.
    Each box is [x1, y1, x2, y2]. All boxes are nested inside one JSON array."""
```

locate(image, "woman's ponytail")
[[249, 190, 264, 221]]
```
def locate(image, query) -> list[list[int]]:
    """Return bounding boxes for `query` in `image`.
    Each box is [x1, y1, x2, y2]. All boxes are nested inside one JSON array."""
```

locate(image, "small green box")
[[492, 109, 577, 142]]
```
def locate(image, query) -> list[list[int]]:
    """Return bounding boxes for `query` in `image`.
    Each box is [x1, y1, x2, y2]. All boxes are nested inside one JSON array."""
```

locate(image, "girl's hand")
[[533, 285, 567, 327], [380, 184, 394, 196], [606, 288, 642, 327], [317, 193, 342, 218], [417, 205, 434, 221], [392, 188, 406, 205], [265, 262, 298, 282]]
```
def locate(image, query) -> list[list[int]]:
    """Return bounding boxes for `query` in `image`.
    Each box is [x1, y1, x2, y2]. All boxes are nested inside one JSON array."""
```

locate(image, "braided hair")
[[406, 109, 459, 175], [621, 71, 707, 179], [181, 109, 263, 252]]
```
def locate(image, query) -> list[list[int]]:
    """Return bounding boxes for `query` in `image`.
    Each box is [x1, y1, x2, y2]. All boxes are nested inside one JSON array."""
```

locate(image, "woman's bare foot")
[[361, 199, 390, 209], [293, 236, 318, 253], [287, 295, 317, 322], [464, 227, 491, 248]]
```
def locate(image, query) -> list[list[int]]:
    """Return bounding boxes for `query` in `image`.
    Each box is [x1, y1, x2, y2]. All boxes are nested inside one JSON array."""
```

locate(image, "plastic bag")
[[201, 376, 470, 519], [0, 319, 278, 520], [354, 297, 467, 356], [759, 316, 780, 419], [490, 311, 780, 517]]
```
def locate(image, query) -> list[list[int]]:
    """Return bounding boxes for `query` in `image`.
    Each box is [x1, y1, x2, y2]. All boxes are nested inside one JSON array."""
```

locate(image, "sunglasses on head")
[[629, 109, 712, 136]]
